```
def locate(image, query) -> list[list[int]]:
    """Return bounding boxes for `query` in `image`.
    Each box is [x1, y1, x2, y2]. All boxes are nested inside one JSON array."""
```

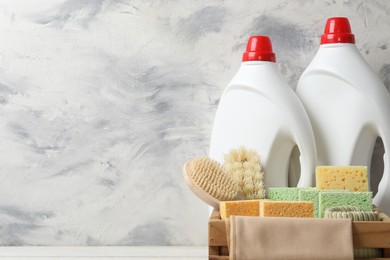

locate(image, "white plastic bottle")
[[296, 17, 390, 214], [209, 36, 317, 189]]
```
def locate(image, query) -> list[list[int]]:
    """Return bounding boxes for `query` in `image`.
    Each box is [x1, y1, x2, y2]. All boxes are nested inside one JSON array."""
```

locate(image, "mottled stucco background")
[[0, 0, 389, 246]]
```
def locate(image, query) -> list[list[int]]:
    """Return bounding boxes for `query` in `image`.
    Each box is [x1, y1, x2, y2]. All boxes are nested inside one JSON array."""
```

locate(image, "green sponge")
[[319, 192, 372, 218], [268, 187, 313, 201], [299, 189, 320, 218], [299, 189, 348, 218]]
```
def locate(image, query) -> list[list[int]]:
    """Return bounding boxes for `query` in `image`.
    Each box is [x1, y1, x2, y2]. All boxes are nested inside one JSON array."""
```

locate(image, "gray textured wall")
[[0, 0, 389, 246]]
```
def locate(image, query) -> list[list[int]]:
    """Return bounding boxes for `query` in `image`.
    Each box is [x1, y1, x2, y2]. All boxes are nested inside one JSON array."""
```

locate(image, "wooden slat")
[[208, 217, 227, 246], [210, 210, 221, 220], [353, 221, 390, 248], [209, 246, 219, 256], [209, 256, 229, 260], [385, 248, 390, 257], [220, 246, 229, 256], [355, 259, 390, 260]]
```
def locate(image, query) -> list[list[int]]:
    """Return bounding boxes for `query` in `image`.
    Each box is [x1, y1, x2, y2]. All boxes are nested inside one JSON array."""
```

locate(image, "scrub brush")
[[223, 146, 266, 200], [183, 156, 240, 209]]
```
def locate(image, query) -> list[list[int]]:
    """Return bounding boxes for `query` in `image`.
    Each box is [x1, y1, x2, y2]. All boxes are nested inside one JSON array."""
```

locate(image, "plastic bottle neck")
[[319, 42, 356, 48], [241, 60, 276, 65]]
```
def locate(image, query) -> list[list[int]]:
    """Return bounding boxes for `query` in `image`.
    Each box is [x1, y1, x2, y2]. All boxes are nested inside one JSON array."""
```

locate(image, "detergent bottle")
[[209, 35, 317, 189], [296, 17, 390, 214]]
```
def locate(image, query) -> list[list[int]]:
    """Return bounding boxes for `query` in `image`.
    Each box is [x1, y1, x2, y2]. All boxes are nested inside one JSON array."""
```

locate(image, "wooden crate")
[[209, 207, 390, 260]]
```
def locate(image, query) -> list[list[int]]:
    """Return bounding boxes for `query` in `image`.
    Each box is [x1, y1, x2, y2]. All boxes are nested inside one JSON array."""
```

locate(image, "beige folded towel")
[[230, 216, 354, 260]]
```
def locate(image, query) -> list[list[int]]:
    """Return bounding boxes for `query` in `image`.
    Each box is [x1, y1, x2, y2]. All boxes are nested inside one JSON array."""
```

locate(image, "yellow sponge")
[[259, 201, 314, 218], [220, 200, 267, 219], [316, 166, 368, 192]]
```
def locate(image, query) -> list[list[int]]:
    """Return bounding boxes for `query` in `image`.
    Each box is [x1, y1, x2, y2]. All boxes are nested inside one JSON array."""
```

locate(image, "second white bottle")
[[209, 36, 317, 188], [296, 17, 390, 214]]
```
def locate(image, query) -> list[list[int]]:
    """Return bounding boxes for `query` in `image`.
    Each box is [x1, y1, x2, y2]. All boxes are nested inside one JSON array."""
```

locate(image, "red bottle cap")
[[321, 17, 355, 44], [242, 36, 276, 62]]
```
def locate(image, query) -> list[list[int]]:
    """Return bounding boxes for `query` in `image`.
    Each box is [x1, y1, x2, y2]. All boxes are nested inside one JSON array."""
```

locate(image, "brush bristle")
[[188, 156, 238, 201], [223, 146, 266, 199]]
